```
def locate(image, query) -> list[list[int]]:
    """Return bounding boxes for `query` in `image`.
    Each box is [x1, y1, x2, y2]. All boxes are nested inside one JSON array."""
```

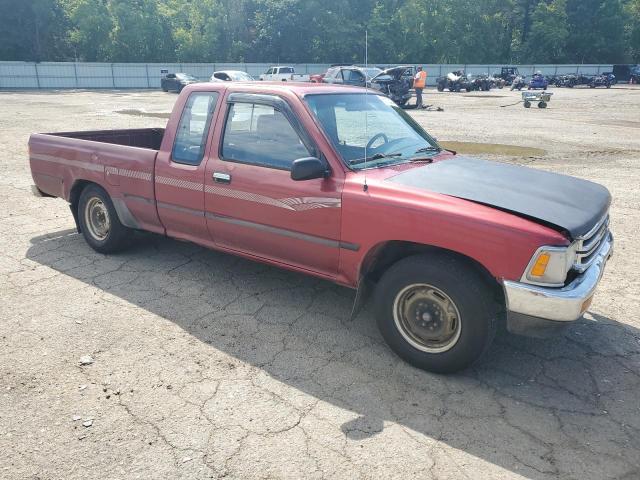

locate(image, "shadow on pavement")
[[26, 229, 640, 479]]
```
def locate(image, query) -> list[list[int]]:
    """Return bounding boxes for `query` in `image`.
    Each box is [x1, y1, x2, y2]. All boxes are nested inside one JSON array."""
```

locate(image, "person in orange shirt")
[[414, 66, 427, 108]]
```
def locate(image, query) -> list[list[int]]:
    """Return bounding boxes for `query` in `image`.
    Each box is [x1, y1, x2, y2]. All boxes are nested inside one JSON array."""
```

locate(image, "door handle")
[[213, 172, 231, 184]]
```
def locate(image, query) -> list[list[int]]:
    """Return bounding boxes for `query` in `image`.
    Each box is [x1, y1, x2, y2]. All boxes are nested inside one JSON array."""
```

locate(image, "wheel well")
[[68, 180, 95, 233], [360, 241, 505, 307]]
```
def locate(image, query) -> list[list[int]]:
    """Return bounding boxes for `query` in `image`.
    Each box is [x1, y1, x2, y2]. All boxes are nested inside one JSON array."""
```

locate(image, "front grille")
[[574, 215, 609, 273]]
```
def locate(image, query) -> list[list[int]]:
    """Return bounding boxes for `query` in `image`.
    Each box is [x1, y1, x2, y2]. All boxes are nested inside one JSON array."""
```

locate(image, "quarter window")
[[172, 92, 219, 165], [221, 102, 311, 170]]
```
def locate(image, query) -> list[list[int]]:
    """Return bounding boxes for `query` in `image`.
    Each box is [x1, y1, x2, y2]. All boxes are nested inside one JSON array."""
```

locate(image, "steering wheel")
[[366, 133, 389, 150]]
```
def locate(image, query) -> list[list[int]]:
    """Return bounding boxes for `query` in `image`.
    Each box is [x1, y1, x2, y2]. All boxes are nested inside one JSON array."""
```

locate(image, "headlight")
[[522, 244, 577, 287]]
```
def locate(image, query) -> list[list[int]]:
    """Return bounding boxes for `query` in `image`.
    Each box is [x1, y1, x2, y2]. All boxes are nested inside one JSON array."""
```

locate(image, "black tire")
[[374, 254, 498, 374], [437, 84, 444, 92], [538, 101, 547, 109], [78, 184, 131, 254], [524, 100, 531, 108]]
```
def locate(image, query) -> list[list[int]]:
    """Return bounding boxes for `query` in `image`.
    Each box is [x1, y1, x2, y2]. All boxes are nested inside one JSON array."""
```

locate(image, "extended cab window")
[[172, 92, 219, 165], [221, 102, 310, 170]]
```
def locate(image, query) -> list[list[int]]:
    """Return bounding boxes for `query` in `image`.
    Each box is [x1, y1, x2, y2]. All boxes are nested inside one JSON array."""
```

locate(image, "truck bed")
[[49, 128, 165, 150], [29, 128, 162, 217]]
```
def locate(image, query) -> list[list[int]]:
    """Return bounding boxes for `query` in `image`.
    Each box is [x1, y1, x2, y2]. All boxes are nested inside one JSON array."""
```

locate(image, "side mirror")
[[290, 157, 329, 181]]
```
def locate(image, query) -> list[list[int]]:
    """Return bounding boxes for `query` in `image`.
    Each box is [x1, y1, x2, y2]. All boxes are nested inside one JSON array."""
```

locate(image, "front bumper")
[[503, 232, 613, 337]]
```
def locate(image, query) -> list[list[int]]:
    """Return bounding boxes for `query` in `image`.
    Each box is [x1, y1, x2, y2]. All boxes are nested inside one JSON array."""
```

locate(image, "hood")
[[386, 157, 610, 239], [372, 66, 410, 81]]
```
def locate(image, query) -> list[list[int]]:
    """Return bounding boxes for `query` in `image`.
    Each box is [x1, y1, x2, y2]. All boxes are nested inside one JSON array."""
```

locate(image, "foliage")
[[0, 0, 638, 63]]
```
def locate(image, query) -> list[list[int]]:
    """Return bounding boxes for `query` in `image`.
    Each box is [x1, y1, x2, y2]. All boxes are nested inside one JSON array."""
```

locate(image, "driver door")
[[204, 93, 344, 276]]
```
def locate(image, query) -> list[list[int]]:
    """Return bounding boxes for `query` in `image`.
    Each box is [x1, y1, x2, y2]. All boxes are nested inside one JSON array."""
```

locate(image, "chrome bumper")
[[503, 232, 613, 328]]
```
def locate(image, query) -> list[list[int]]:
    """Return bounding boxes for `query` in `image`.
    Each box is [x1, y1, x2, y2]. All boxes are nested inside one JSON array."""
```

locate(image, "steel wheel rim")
[[85, 197, 110, 241], [393, 283, 462, 353]]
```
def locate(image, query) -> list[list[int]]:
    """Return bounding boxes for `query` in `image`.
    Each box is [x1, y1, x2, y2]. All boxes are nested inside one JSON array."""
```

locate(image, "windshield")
[[176, 73, 197, 81], [305, 93, 440, 170], [229, 71, 253, 81], [361, 67, 382, 79]]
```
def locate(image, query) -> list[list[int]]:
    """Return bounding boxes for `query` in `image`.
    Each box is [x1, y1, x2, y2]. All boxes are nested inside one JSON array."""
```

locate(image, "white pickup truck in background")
[[258, 66, 310, 82]]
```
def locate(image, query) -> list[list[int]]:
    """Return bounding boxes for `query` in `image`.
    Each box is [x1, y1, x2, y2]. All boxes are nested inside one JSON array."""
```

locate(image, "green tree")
[[624, 0, 640, 61], [565, 0, 627, 63], [0, 0, 70, 61], [524, 0, 568, 63], [67, 0, 113, 61], [107, 0, 174, 62]]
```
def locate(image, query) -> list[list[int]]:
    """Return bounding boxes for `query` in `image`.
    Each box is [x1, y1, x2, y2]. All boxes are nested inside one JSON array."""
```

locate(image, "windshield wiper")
[[414, 146, 441, 154], [349, 152, 402, 166], [405, 145, 442, 163]]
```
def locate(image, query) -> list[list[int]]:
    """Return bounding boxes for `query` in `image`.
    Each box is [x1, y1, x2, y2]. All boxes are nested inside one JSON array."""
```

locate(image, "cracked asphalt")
[[1, 87, 639, 479]]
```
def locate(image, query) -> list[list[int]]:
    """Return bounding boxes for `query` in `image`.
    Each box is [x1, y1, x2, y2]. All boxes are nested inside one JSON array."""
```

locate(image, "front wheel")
[[374, 254, 497, 373], [78, 184, 131, 254]]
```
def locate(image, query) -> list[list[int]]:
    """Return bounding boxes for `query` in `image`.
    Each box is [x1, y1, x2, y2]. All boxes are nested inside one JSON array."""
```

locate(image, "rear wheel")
[[374, 254, 497, 373], [538, 101, 547, 108], [78, 184, 131, 254], [524, 100, 531, 108]]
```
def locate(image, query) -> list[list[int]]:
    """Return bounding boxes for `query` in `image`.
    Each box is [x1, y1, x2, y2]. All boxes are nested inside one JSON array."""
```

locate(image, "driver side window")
[[172, 92, 219, 165]]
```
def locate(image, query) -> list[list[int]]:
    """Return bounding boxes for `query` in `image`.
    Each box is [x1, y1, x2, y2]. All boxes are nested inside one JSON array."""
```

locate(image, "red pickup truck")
[[29, 82, 613, 373]]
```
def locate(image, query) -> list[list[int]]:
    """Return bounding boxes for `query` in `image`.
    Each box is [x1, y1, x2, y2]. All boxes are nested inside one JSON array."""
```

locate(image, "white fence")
[[0, 61, 613, 89]]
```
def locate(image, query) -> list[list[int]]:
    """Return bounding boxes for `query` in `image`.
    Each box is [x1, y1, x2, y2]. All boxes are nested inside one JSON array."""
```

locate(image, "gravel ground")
[[1, 86, 639, 480]]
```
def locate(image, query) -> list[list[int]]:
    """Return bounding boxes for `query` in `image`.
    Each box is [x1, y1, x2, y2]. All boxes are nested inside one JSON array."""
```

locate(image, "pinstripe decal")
[[106, 166, 153, 182], [205, 184, 294, 209], [156, 175, 203, 191], [205, 184, 341, 210], [31, 152, 340, 211]]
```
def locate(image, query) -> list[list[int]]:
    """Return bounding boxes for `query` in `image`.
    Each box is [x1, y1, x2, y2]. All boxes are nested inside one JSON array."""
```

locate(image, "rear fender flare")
[[68, 179, 140, 232]]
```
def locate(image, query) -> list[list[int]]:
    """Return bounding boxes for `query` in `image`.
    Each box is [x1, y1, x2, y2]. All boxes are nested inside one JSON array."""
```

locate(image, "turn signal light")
[[530, 252, 551, 277]]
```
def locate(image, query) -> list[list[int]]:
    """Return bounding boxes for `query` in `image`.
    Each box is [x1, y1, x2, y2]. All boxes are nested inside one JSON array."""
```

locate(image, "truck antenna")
[[363, 29, 369, 192]]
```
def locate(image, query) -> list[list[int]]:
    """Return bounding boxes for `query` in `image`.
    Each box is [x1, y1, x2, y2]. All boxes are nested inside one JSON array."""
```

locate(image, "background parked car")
[[160, 73, 199, 93], [258, 66, 310, 82], [210, 70, 254, 82], [369, 66, 413, 106], [322, 66, 382, 86]]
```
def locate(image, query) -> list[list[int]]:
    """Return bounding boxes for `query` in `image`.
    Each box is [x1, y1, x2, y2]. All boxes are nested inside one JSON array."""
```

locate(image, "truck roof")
[[190, 81, 370, 97]]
